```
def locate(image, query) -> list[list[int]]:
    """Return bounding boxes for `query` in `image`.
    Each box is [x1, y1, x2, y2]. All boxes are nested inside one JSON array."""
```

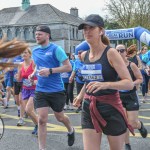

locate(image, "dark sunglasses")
[[78, 51, 83, 55], [117, 49, 126, 53]]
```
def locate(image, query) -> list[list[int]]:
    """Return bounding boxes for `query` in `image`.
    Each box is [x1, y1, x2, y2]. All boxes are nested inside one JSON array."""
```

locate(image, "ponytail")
[[102, 35, 110, 45]]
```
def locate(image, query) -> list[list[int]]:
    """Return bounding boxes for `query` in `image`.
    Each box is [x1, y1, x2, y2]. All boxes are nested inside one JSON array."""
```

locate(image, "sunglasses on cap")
[[117, 49, 126, 53]]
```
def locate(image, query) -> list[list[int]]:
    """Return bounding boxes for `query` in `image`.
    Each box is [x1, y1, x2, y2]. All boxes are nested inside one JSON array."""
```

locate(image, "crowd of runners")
[[0, 14, 149, 150]]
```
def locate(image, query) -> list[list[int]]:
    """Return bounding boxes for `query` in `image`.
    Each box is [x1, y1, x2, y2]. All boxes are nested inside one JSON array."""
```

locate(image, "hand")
[[15, 73, 20, 81], [28, 74, 34, 81], [39, 68, 50, 76], [86, 81, 109, 93], [14, 73, 18, 80], [145, 69, 150, 76], [69, 77, 73, 83], [32, 80, 37, 85], [73, 95, 82, 107]]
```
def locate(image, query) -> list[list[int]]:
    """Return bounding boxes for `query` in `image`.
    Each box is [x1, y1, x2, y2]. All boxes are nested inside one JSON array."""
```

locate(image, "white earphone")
[[99, 32, 102, 35]]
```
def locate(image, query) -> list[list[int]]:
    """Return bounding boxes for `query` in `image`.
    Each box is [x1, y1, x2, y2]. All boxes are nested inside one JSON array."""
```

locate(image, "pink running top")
[[21, 60, 37, 89]]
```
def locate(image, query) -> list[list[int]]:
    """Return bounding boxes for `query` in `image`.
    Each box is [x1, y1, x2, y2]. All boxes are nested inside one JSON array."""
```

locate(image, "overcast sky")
[[0, 0, 107, 18]]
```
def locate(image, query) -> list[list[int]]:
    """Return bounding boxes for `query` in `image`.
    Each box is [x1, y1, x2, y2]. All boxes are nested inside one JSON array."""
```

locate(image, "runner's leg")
[[36, 107, 49, 150]]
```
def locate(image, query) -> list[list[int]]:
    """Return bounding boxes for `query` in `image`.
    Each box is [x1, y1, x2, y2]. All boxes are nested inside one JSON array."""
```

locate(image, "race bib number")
[[36, 66, 47, 77], [81, 64, 104, 82], [23, 79, 32, 87], [61, 72, 69, 78]]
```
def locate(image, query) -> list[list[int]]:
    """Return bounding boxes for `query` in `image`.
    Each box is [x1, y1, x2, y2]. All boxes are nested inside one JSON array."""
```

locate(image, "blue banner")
[[105, 28, 135, 40], [75, 26, 150, 56], [134, 26, 150, 46]]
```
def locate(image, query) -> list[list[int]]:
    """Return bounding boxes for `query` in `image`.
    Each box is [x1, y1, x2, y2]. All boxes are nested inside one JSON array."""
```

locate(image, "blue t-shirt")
[[32, 43, 68, 93], [142, 51, 150, 66]]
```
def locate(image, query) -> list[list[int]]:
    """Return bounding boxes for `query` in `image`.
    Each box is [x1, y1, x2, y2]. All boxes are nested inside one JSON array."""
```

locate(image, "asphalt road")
[[0, 92, 150, 150]]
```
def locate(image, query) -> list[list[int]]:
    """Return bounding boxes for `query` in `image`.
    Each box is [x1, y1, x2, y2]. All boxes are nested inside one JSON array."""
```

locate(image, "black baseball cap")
[[36, 25, 51, 39], [78, 14, 104, 30]]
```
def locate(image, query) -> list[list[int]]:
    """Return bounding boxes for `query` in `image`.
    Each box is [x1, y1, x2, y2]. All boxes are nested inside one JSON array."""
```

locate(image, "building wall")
[[0, 23, 83, 53]]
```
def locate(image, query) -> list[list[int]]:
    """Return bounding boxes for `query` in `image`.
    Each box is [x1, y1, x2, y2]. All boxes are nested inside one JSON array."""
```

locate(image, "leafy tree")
[[104, 20, 121, 29], [105, 0, 150, 29]]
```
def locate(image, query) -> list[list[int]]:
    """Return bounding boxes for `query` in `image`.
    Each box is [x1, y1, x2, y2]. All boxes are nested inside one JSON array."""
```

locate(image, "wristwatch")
[[49, 68, 53, 74]]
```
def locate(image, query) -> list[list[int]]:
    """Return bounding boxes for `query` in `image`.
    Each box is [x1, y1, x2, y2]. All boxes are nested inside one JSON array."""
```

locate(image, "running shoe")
[[125, 144, 132, 150], [3, 98, 8, 109], [4, 104, 8, 109], [32, 125, 38, 135], [67, 128, 75, 146], [64, 105, 70, 110], [17, 118, 25, 126], [69, 105, 74, 110], [138, 121, 148, 138], [64, 105, 66, 110]]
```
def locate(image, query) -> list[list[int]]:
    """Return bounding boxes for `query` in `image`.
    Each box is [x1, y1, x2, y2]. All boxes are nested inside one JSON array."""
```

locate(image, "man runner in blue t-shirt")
[[31, 25, 75, 150]]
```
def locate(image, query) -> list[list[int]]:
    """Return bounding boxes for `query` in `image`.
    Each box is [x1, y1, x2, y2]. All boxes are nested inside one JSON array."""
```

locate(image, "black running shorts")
[[119, 91, 139, 111], [14, 82, 23, 95], [34, 91, 66, 112], [81, 99, 127, 136]]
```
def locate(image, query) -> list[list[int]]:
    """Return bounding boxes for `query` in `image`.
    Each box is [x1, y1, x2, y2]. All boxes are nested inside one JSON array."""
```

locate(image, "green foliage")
[[105, 0, 150, 30], [104, 20, 121, 29]]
